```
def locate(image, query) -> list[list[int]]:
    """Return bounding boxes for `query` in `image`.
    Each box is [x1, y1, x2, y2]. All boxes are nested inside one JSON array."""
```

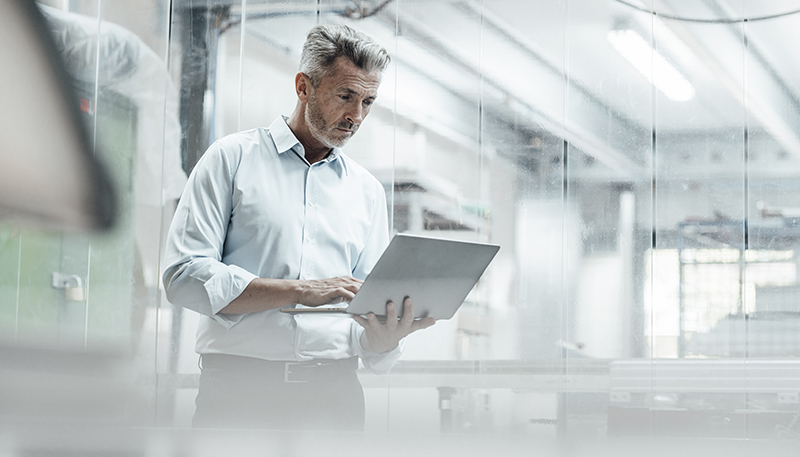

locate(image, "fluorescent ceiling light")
[[607, 29, 695, 102]]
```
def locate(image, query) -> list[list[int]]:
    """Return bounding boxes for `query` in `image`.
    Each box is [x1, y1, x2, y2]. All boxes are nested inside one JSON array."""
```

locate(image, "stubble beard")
[[306, 90, 357, 149]]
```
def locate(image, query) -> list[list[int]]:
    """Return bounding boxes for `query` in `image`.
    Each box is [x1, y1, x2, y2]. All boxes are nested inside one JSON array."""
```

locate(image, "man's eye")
[[340, 95, 350, 101], [363, 100, 373, 106]]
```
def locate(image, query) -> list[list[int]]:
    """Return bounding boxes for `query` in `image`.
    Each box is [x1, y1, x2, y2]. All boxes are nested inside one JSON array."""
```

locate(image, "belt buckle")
[[284, 361, 308, 383]]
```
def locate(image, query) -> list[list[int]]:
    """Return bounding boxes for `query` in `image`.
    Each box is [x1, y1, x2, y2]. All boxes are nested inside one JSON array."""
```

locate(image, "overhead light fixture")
[[607, 29, 695, 102]]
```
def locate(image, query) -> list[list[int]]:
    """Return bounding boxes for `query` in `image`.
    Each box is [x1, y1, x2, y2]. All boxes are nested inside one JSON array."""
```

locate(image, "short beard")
[[305, 89, 356, 149]]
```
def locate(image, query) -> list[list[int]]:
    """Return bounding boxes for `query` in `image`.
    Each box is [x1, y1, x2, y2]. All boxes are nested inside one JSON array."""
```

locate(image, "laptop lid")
[[345, 233, 500, 320]]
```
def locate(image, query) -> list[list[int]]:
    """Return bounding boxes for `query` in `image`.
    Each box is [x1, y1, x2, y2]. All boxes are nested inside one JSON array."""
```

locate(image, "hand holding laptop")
[[280, 234, 499, 353], [353, 296, 436, 353], [281, 234, 500, 320]]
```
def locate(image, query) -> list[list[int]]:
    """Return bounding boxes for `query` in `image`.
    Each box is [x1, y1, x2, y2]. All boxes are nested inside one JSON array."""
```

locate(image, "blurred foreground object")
[[0, 345, 139, 428], [0, 0, 115, 231]]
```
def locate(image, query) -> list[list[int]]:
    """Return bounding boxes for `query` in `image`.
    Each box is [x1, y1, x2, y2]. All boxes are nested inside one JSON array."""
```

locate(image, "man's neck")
[[285, 111, 331, 165]]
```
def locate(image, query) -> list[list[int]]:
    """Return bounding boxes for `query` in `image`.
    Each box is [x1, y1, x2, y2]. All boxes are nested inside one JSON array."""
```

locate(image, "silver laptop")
[[282, 233, 500, 320]]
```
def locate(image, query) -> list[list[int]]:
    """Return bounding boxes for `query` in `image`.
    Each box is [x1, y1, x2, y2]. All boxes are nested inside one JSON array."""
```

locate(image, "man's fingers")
[[336, 287, 356, 301], [366, 312, 381, 327], [385, 301, 398, 329], [299, 276, 364, 306], [342, 276, 363, 289], [316, 288, 353, 305], [342, 283, 361, 294], [410, 317, 436, 333], [352, 314, 368, 328], [330, 277, 361, 297], [400, 298, 414, 327], [338, 276, 363, 289]]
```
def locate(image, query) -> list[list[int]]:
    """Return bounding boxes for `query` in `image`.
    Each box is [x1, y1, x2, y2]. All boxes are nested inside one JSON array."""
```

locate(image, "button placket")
[[298, 166, 312, 279], [305, 167, 318, 278]]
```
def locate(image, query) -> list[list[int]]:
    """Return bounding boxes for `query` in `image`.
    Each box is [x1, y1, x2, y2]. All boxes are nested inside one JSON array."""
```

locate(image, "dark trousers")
[[193, 354, 365, 431]]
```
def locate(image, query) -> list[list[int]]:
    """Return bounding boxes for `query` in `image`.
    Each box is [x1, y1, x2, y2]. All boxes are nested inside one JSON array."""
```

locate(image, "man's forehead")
[[323, 57, 381, 84], [334, 79, 381, 95], [324, 58, 382, 91]]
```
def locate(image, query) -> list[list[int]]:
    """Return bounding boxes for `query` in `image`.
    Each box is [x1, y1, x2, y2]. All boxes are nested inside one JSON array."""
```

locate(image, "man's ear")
[[295, 72, 311, 102]]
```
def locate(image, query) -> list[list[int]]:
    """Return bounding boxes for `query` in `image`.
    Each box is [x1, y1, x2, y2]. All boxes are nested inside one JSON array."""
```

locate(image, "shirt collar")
[[269, 116, 300, 154], [269, 116, 348, 178]]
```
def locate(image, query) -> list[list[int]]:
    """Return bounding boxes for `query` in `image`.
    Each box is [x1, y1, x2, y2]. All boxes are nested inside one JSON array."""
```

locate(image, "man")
[[162, 24, 434, 430]]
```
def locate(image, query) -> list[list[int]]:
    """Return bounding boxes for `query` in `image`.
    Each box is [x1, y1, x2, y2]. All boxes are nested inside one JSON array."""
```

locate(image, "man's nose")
[[344, 103, 364, 125]]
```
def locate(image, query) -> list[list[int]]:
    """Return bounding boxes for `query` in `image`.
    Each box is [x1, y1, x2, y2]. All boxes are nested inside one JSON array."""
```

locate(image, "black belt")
[[201, 354, 358, 383]]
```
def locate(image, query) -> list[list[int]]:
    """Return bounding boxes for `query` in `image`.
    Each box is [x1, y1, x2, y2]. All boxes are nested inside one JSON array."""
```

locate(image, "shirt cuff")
[[203, 264, 258, 328], [351, 323, 405, 374]]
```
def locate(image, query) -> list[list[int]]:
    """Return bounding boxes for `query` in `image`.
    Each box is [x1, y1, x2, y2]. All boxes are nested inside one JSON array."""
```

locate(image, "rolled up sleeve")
[[162, 142, 255, 329], [350, 324, 405, 375]]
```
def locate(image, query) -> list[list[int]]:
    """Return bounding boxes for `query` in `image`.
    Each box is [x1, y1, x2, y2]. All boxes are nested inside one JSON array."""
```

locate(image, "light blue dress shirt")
[[163, 116, 402, 373]]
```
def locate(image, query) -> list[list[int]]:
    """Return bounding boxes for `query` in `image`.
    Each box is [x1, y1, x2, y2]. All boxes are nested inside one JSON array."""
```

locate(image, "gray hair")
[[299, 24, 391, 87]]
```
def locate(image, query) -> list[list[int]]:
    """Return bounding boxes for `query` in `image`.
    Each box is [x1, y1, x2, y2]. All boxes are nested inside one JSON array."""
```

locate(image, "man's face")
[[304, 57, 381, 149]]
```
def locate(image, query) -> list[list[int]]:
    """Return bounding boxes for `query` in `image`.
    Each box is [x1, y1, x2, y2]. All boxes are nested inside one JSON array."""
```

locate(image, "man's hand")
[[353, 297, 436, 354], [221, 276, 362, 314], [297, 276, 363, 307]]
